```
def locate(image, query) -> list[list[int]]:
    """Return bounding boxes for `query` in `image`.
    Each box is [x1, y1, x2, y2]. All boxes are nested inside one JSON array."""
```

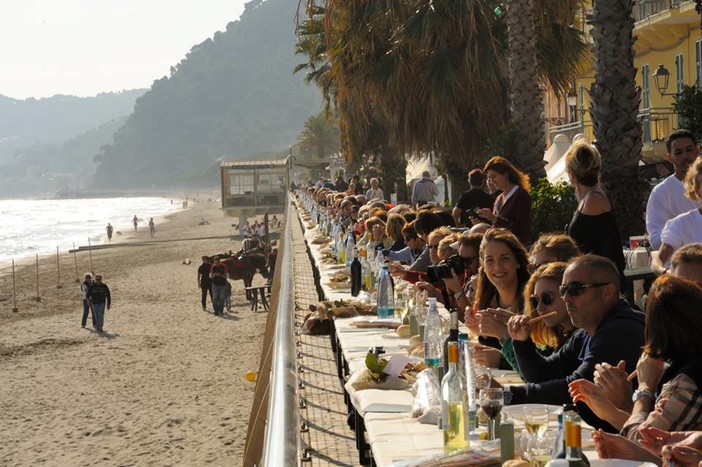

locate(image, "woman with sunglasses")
[[522, 262, 576, 352], [569, 275, 702, 439], [465, 228, 531, 370]]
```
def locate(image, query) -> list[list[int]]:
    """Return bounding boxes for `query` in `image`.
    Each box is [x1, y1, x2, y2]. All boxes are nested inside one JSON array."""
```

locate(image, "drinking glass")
[[524, 405, 550, 439], [479, 388, 504, 440], [527, 429, 557, 467], [394, 296, 408, 322]]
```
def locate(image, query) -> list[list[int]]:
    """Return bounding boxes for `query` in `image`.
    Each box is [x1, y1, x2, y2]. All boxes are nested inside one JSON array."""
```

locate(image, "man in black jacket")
[[502, 254, 645, 432], [87, 275, 112, 333]]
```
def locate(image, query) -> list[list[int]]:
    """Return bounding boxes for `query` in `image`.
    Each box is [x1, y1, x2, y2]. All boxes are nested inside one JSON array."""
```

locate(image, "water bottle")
[[461, 339, 478, 433], [376, 264, 394, 319], [424, 298, 443, 371], [345, 230, 355, 268]]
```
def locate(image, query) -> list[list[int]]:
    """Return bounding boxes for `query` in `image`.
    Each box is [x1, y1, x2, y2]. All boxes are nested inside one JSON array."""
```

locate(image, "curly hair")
[[683, 159, 702, 201]]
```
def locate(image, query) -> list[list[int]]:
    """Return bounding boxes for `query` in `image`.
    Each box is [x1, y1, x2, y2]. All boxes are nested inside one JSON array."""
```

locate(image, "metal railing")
[[634, 0, 683, 22], [243, 193, 300, 466], [639, 108, 679, 144]]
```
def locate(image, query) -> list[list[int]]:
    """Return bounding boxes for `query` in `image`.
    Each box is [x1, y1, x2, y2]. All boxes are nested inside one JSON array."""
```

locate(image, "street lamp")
[[653, 64, 677, 97]]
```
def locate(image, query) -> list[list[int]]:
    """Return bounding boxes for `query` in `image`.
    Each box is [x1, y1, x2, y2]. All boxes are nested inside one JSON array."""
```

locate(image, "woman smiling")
[[466, 228, 531, 370]]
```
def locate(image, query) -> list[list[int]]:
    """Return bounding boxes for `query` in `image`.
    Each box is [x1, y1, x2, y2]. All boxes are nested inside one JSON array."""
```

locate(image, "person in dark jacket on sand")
[[499, 254, 645, 432]]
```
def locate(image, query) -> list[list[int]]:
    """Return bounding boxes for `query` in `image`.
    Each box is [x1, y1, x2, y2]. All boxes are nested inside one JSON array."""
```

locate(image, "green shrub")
[[531, 178, 577, 240]]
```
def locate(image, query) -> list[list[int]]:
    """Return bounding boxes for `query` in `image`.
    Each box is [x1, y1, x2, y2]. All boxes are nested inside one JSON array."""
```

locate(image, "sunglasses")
[[529, 291, 557, 309], [428, 244, 441, 250], [404, 236, 416, 242], [558, 282, 609, 297]]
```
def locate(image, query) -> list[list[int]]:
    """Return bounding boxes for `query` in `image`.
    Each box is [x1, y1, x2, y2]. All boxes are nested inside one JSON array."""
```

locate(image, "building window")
[[642, 64, 650, 109], [228, 172, 255, 195], [696, 40, 702, 89], [675, 53, 684, 94]]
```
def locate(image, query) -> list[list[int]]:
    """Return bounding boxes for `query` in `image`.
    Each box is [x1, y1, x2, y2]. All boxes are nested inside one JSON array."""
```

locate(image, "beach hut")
[[220, 157, 291, 225]]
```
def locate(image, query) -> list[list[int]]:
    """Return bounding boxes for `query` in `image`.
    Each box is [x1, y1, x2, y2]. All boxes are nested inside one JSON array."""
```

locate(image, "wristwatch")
[[453, 290, 465, 300], [632, 389, 655, 403]]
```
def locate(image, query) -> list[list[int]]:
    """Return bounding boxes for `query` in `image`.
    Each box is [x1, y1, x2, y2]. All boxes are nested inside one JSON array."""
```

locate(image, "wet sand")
[[0, 197, 270, 465]]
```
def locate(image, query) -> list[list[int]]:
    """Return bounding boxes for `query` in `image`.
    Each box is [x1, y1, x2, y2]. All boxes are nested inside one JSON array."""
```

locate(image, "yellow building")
[[545, 1, 702, 163]]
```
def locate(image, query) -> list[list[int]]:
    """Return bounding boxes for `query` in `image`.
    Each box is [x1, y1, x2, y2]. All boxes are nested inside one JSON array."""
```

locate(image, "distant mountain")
[[93, 0, 322, 189], [0, 90, 145, 164], [0, 117, 128, 197]]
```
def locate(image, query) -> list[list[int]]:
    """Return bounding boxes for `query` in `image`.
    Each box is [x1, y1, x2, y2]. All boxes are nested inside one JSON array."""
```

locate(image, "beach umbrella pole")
[[11, 260, 18, 313], [34, 254, 41, 301], [73, 242, 79, 283], [88, 238, 94, 273], [56, 246, 62, 289]]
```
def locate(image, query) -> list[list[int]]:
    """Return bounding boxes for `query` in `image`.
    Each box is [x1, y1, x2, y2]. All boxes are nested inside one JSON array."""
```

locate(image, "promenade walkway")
[[292, 214, 358, 466]]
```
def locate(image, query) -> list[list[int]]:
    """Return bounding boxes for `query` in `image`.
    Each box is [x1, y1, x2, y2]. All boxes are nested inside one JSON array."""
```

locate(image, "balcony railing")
[[634, 0, 684, 22], [639, 108, 679, 144]]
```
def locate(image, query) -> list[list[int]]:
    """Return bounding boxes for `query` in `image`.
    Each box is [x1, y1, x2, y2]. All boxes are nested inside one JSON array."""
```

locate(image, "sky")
[[0, 0, 249, 99]]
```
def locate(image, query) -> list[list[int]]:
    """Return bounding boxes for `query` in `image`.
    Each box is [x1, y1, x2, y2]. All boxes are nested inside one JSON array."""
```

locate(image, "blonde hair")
[[523, 262, 568, 349], [565, 141, 601, 187], [684, 159, 702, 201], [427, 226, 453, 246], [385, 214, 407, 241], [438, 234, 460, 261]]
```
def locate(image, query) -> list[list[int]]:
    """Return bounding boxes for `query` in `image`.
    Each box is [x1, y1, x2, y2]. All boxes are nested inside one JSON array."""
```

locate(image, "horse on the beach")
[[220, 253, 269, 300]]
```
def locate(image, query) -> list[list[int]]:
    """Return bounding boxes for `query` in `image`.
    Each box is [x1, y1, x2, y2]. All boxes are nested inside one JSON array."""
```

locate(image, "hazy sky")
[[0, 0, 248, 99]]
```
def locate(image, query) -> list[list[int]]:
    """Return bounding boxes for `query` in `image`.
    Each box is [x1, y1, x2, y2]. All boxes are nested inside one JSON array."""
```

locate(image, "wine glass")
[[524, 405, 550, 439], [527, 429, 557, 467], [479, 388, 504, 440]]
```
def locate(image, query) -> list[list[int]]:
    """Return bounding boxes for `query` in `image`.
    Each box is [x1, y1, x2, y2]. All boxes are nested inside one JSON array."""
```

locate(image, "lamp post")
[[567, 91, 578, 123], [652, 64, 678, 97]]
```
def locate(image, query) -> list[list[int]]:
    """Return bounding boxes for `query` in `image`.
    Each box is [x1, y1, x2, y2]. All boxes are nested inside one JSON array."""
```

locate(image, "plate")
[[589, 461, 657, 467], [381, 331, 402, 339], [503, 404, 562, 421]]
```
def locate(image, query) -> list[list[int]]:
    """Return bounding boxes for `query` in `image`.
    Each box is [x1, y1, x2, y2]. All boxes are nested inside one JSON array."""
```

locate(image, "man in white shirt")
[[645, 129, 700, 249]]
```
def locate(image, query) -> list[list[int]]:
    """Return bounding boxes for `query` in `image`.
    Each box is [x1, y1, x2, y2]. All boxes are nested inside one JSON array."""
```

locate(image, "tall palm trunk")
[[588, 0, 646, 240], [506, 0, 546, 181]]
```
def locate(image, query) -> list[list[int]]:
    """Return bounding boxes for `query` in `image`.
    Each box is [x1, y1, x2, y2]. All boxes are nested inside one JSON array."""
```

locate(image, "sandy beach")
[[0, 197, 271, 465]]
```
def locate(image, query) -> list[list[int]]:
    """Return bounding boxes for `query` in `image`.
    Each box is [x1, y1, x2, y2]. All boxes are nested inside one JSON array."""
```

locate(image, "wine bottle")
[[441, 341, 469, 453], [350, 248, 362, 296]]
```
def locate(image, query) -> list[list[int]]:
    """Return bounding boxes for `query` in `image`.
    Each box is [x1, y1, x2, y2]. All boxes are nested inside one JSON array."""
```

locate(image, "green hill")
[[93, 0, 322, 189]]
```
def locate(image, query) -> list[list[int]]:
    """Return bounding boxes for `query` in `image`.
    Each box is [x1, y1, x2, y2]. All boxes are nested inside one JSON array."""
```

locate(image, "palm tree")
[[296, 0, 588, 200], [506, 0, 545, 181], [588, 0, 646, 239]]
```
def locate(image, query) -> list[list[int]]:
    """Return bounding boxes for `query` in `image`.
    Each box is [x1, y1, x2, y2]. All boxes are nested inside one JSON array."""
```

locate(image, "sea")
[[0, 197, 184, 265]]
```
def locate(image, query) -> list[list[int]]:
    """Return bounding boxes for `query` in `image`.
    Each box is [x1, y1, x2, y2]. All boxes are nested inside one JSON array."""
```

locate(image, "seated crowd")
[[297, 130, 702, 465]]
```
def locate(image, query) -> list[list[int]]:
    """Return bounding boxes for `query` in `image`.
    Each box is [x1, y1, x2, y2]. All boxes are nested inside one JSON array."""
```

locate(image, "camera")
[[426, 254, 465, 283]]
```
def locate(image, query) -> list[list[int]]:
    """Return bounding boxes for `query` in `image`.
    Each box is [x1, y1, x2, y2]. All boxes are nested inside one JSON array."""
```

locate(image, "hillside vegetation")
[[93, 0, 322, 188]]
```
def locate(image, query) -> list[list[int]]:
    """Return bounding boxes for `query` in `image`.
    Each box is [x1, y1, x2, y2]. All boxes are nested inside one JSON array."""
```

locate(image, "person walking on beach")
[[132, 215, 139, 232], [106, 223, 114, 241], [197, 256, 212, 311], [148, 218, 155, 237], [80, 273, 95, 328], [87, 274, 111, 332], [209, 257, 228, 316]]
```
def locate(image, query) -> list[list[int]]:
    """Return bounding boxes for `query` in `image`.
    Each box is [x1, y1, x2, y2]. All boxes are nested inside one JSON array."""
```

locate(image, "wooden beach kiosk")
[[220, 157, 291, 224]]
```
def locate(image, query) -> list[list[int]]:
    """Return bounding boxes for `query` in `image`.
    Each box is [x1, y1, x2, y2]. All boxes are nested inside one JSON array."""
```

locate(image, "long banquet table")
[[296, 200, 600, 466]]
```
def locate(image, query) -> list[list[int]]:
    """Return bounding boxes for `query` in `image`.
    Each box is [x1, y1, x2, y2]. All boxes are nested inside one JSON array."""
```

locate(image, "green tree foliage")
[[530, 178, 578, 240], [673, 84, 702, 143], [92, 0, 322, 189]]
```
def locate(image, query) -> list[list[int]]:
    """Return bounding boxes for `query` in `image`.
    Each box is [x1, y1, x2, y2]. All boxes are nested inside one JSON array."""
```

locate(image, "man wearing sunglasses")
[[501, 254, 645, 432]]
